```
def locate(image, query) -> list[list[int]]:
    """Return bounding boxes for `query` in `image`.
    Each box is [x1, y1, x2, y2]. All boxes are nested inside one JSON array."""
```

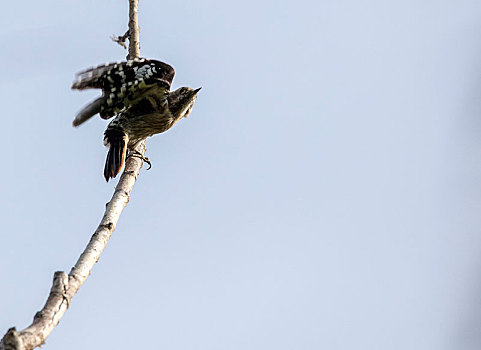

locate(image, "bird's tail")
[[103, 126, 128, 182], [72, 97, 104, 127]]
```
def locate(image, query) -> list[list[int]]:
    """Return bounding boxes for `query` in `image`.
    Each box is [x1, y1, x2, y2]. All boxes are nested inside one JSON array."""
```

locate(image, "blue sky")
[[2, 1, 481, 349]]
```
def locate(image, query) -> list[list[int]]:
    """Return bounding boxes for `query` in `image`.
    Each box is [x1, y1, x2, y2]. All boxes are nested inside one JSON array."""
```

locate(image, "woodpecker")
[[71, 58, 175, 126], [103, 86, 201, 182]]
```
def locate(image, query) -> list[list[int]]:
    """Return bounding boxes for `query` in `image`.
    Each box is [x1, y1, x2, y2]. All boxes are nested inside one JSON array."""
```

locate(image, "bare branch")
[[0, 1, 148, 349], [128, 0, 140, 59], [112, 0, 140, 56]]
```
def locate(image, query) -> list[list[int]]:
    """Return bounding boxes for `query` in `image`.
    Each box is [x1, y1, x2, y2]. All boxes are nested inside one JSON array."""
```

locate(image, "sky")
[[1, 0, 481, 349]]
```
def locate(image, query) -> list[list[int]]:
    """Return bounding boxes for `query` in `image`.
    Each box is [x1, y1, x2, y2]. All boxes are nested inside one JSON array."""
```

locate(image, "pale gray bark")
[[128, 0, 140, 59], [0, 1, 148, 349]]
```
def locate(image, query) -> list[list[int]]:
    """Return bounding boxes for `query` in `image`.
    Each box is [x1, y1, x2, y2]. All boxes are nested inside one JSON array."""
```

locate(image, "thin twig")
[[0, 1, 146, 349], [111, 30, 129, 49]]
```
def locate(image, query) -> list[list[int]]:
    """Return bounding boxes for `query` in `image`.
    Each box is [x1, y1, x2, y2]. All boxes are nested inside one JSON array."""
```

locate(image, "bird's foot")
[[127, 151, 152, 170]]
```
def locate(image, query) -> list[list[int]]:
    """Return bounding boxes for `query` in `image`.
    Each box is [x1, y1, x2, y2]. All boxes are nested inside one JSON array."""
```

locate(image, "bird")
[[103, 86, 201, 182], [71, 58, 175, 126]]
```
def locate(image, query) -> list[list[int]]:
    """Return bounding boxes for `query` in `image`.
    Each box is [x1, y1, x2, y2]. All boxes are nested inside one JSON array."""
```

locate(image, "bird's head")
[[168, 87, 201, 118]]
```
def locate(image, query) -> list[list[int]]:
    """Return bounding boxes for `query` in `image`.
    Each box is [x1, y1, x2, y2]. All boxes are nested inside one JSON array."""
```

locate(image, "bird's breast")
[[125, 110, 174, 146]]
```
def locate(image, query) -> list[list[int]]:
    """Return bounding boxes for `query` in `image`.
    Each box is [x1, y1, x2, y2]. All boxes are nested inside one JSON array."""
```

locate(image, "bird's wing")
[[72, 58, 175, 91], [71, 62, 119, 90]]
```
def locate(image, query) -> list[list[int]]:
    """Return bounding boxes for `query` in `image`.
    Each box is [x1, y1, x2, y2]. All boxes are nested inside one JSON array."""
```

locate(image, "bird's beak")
[[193, 87, 202, 94]]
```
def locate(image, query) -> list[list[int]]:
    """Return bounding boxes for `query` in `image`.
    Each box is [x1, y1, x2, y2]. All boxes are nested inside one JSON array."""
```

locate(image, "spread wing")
[[72, 58, 175, 124], [72, 58, 175, 91]]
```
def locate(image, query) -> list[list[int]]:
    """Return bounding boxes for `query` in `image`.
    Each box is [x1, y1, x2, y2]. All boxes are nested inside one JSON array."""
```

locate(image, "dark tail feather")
[[104, 127, 128, 182], [72, 97, 104, 127]]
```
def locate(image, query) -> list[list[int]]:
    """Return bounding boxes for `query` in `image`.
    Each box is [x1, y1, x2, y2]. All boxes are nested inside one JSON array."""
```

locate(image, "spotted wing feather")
[[72, 58, 175, 123], [72, 58, 175, 91], [71, 62, 119, 90]]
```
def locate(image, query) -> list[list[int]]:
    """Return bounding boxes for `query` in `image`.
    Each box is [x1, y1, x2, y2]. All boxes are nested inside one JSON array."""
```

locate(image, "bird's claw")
[[128, 151, 152, 170]]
